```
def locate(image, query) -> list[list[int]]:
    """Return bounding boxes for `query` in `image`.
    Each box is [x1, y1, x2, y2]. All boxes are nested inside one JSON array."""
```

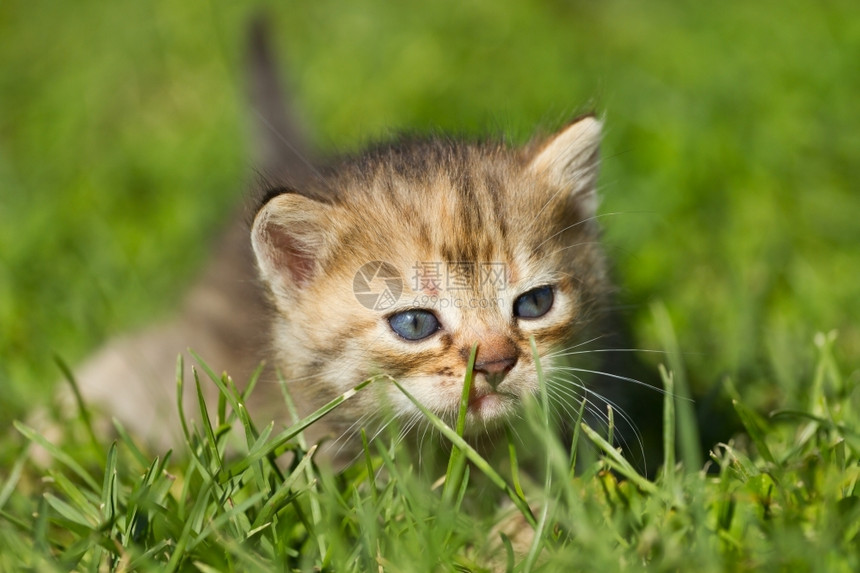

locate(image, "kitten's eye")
[[388, 309, 440, 341], [514, 286, 554, 319]]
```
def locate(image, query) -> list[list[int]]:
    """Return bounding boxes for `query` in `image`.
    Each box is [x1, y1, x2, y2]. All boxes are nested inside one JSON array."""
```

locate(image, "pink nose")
[[474, 356, 518, 376], [473, 337, 519, 388]]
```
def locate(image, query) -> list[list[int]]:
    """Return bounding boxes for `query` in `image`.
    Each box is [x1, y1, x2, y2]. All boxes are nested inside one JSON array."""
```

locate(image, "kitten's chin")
[[462, 393, 517, 433]]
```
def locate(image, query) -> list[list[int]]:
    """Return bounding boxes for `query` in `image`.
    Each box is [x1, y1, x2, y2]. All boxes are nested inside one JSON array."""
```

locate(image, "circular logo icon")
[[353, 261, 403, 310]]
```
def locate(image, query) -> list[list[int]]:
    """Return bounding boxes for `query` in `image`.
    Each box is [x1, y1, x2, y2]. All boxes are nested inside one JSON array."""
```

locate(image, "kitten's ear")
[[529, 115, 602, 215], [251, 192, 331, 296]]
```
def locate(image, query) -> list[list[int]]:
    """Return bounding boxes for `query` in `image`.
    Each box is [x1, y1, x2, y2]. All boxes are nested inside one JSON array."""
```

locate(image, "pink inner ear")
[[266, 224, 316, 287]]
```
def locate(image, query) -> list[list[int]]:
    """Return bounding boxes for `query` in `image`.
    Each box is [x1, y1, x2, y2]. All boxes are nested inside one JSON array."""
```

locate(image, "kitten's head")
[[252, 115, 609, 439]]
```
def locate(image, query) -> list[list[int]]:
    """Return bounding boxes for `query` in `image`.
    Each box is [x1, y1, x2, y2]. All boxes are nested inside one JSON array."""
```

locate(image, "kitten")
[[251, 115, 611, 461], [59, 23, 642, 467]]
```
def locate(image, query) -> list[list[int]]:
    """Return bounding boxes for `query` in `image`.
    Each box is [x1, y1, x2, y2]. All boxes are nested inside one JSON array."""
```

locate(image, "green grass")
[[1, 0, 859, 570], [2, 334, 858, 570]]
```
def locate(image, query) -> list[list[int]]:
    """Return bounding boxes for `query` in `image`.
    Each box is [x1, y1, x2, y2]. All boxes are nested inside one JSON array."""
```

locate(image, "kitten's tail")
[[246, 16, 316, 188], [38, 19, 316, 454]]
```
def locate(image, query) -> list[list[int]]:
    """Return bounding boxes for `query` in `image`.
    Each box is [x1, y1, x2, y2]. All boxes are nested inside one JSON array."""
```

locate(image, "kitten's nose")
[[473, 338, 519, 389]]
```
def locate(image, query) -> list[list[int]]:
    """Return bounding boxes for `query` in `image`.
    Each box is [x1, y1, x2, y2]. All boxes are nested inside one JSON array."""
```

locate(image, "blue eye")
[[514, 286, 554, 319], [388, 309, 440, 341]]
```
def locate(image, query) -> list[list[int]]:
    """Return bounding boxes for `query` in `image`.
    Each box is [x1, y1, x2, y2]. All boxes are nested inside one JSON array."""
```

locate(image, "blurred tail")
[[247, 16, 316, 186], [49, 18, 316, 452]]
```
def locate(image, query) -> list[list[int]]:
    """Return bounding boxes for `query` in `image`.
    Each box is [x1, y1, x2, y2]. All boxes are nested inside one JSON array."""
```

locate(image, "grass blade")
[[193, 366, 222, 473], [506, 425, 526, 501], [219, 377, 373, 484], [54, 354, 102, 458], [13, 421, 99, 491], [581, 423, 658, 495], [443, 343, 477, 503], [651, 301, 702, 471], [251, 446, 318, 530], [660, 365, 676, 480], [390, 377, 537, 527], [568, 397, 588, 478], [732, 398, 777, 467], [0, 447, 28, 511]]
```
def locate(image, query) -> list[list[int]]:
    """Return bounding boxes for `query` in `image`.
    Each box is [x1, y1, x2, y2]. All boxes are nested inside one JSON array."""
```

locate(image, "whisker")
[[330, 411, 378, 459], [546, 240, 607, 258], [552, 366, 684, 399], [533, 212, 623, 251], [550, 348, 667, 358], [543, 335, 610, 358], [547, 374, 647, 469]]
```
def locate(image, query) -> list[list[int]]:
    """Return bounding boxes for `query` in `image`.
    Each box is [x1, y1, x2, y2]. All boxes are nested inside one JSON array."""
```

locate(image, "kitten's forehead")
[[330, 139, 581, 265]]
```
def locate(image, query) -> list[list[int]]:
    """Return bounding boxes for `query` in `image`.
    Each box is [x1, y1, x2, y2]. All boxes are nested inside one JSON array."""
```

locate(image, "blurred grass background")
[[1, 0, 858, 426]]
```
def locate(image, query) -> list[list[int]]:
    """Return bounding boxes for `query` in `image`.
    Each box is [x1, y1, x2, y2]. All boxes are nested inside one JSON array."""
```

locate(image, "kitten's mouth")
[[468, 390, 496, 409], [468, 394, 492, 410], [466, 390, 516, 422]]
